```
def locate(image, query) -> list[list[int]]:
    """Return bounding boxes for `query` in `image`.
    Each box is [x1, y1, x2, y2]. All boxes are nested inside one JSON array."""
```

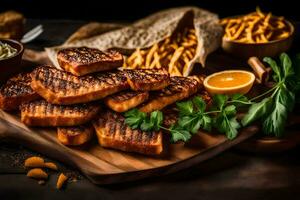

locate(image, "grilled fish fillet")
[[139, 76, 203, 113], [31, 66, 129, 105], [125, 68, 170, 91], [20, 100, 100, 126], [57, 47, 123, 76], [93, 110, 163, 155], [104, 91, 149, 112], [0, 72, 40, 111], [57, 125, 94, 146]]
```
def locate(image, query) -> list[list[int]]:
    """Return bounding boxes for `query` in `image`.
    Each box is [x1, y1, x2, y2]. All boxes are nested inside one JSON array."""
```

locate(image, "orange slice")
[[203, 70, 255, 95]]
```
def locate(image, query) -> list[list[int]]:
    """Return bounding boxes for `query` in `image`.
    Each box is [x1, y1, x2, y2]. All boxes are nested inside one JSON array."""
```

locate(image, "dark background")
[[1, 1, 300, 199], [1, 0, 299, 22]]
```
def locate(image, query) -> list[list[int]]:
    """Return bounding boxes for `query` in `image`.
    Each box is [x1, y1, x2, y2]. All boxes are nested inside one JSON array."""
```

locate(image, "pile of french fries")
[[220, 7, 292, 43], [123, 28, 197, 76]]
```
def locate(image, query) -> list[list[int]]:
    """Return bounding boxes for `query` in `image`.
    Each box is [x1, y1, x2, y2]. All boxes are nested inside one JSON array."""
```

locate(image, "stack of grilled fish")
[[0, 47, 205, 156]]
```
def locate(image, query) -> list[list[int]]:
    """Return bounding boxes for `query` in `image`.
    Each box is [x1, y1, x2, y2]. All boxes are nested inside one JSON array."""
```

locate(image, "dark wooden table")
[[1, 19, 300, 200]]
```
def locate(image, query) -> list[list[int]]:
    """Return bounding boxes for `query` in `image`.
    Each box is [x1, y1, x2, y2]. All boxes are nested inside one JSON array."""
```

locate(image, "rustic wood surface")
[[0, 93, 259, 184], [0, 20, 263, 184], [1, 19, 300, 199]]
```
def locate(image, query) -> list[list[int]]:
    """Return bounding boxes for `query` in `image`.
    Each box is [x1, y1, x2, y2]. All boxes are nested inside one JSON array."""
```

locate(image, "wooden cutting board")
[[1, 48, 298, 184], [0, 110, 259, 184], [0, 50, 260, 185], [0, 22, 296, 184]]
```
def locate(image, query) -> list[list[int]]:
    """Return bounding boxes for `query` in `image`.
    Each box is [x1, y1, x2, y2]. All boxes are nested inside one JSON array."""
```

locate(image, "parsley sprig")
[[124, 95, 246, 143], [242, 53, 300, 137], [124, 53, 300, 142]]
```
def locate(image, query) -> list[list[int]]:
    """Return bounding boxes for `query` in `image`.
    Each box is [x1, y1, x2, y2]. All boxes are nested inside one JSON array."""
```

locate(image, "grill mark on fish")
[[0, 72, 40, 111], [104, 90, 149, 113], [1, 73, 34, 96], [57, 47, 123, 76], [93, 110, 163, 155], [125, 69, 168, 82], [31, 66, 129, 105], [57, 124, 94, 146], [58, 47, 120, 65], [109, 120, 116, 137], [125, 68, 170, 91], [110, 91, 144, 101], [20, 100, 100, 126], [159, 76, 200, 97], [59, 125, 87, 136], [120, 119, 126, 137], [139, 76, 203, 113], [137, 129, 143, 143]]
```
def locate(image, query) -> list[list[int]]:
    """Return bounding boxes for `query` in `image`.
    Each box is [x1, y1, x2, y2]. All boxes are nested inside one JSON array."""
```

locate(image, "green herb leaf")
[[139, 110, 163, 131], [169, 124, 192, 143], [231, 94, 251, 107], [176, 100, 194, 116], [140, 118, 153, 131], [276, 85, 295, 112], [280, 53, 294, 78], [264, 57, 282, 81], [192, 96, 206, 113], [231, 93, 248, 101], [150, 110, 163, 131], [124, 108, 146, 129], [214, 114, 240, 140], [262, 101, 288, 137], [177, 115, 197, 130], [190, 118, 202, 134], [241, 97, 273, 126], [212, 94, 228, 110], [226, 117, 240, 140], [224, 105, 237, 117], [202, 115, 212, 132]]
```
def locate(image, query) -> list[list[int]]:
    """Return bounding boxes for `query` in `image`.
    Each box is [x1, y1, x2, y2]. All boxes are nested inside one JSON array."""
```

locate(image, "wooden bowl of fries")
[[220, 9, 295, 59]]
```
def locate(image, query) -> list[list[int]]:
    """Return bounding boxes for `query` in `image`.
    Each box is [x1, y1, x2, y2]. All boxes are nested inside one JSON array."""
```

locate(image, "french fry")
[[184, 49, 194, 60], [231, 23, 246, 40], [145, 44, 158, 67], [124, 27, 197, 76], [260, 34, 268, 42], [154, 52, 161, 69], [278, 32, 289, 39], [188, 34, 197, 41], [277, 21, 286, 29], [220, 8, 291, 44], [170, 64, 182, 76], [169, 47, 184, 72]]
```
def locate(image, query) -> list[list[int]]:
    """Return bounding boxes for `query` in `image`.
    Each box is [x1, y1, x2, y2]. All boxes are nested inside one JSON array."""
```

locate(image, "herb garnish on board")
[[124, 53, 300, 143], [125, 95, 242, 143], [242, 53, 300, 137]]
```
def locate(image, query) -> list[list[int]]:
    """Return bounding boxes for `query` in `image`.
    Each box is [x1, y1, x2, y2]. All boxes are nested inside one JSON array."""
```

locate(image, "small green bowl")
[[0, 39, 24, 83]]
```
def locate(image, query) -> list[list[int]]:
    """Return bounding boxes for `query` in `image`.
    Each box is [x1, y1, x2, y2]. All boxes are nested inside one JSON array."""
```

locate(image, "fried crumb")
[[24, 156, 45, 168], [38, 180, 46, 185], [44, 162, 58, 171], [27, 168, 48, 179], [56, 173, 68, 189]]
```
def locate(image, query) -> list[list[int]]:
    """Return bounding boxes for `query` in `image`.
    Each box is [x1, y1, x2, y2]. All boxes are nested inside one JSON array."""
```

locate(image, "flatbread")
[[45, 7, 223, 75]]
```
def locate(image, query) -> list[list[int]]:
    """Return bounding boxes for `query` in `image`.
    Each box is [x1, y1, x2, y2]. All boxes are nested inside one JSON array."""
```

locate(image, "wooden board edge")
[[0, 112, 259, 185], [84, 126, 259, 184]]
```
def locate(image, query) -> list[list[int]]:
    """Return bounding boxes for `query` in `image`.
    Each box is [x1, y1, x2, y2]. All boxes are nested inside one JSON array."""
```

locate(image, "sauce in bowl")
[[0, 41, 18, 60]]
